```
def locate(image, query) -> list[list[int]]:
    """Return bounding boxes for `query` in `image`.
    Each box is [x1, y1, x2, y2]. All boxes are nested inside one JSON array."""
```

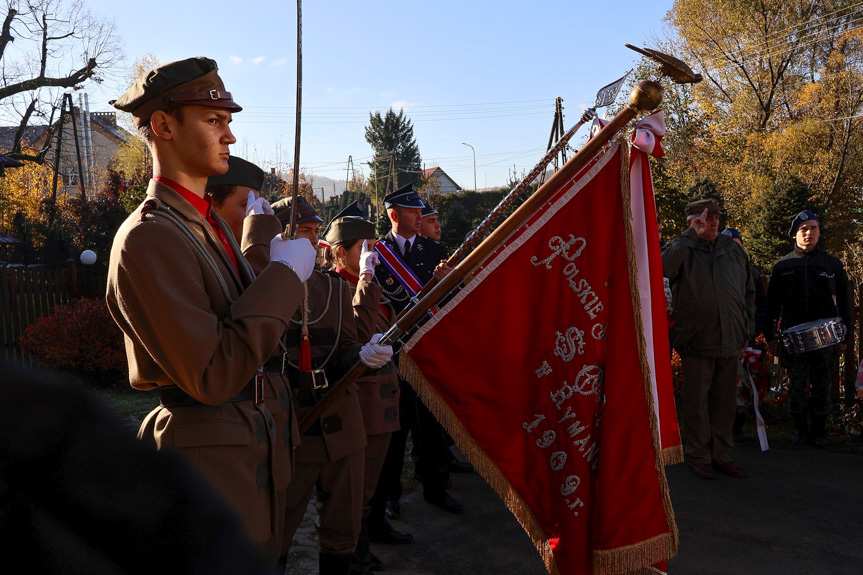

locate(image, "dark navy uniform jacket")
[[766, 246, 851, 342], [374, 230, 448, 315]]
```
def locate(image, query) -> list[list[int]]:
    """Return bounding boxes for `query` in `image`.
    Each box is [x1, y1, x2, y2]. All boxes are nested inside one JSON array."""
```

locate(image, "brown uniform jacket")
[[351, 278, 400, 436], [243, 214, 367, 462], [106, 179, 303, 558]]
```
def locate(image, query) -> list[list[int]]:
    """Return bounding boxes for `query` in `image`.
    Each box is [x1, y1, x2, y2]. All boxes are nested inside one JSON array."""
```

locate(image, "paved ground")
[[282, 439, 863, 575]]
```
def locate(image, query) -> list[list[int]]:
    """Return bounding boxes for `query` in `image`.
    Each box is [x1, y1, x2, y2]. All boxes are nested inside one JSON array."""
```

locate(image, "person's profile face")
[[168, 105, 236, 178], [421, 214, 441, 241]]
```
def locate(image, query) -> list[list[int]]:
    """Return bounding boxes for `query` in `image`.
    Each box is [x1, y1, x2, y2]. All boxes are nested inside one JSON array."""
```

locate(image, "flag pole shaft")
[[298, 80, 662, 434]]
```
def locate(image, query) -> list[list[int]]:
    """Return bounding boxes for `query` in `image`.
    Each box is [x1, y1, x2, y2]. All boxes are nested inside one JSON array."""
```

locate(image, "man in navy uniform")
[[419, 199, 442, 243], [369, 184, 459, 546]]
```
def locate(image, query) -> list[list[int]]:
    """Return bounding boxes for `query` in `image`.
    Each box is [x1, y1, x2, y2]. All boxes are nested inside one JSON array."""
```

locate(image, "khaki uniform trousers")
[[282, 436, 365, 556], [362, 433, 392, 515], [681, 356, 738, 466]]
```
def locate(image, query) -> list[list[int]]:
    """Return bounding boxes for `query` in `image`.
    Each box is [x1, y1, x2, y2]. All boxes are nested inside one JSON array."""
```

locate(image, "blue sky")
[[83, 0, 675, 190]]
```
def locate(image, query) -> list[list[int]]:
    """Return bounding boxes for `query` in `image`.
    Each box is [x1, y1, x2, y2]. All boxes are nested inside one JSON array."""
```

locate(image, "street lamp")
[[462, 142, 476, 191]]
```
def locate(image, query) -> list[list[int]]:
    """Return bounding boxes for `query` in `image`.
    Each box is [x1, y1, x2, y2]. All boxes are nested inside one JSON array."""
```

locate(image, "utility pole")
[[538, 97, 567, 187], [391, 149, 397, 194]]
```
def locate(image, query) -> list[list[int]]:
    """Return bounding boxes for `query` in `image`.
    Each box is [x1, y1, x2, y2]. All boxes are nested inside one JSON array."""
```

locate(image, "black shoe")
[[423, 491, 463, 514], [384, 499, 400, 519], [369, 551, 383, 571], [320, 552, 353, 575], [368, 518, 413, 544]]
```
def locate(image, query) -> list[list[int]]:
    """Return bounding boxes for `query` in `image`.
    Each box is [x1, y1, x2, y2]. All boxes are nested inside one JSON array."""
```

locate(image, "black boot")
[[320, 552, 353, 575], [792, 413, 809, 446], [809, 415, 828, 448], [351, 518, 375, 575], [367, 512, 413, 544]]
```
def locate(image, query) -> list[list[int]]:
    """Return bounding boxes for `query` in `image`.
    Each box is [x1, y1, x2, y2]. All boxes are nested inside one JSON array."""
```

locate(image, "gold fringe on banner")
[[399, 353, 560, 575], [594, 532, 677, 575], [662, 446, 684, 466], [607, 138, 679, 574]]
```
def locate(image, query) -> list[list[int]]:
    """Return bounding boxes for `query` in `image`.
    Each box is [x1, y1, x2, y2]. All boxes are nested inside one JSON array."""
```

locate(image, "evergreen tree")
[[364, 109, 422, 195], [747, 176, 816, 275]]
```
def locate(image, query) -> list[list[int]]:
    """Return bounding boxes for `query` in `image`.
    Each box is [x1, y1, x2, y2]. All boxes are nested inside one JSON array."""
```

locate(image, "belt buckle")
[[208, 89, 220, 100], [311, 369, 329, 390], [255, 372, 264, 404]]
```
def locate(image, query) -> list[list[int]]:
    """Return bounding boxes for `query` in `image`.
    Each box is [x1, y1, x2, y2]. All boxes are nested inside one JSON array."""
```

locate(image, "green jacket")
[[662, 227, 755, 358]]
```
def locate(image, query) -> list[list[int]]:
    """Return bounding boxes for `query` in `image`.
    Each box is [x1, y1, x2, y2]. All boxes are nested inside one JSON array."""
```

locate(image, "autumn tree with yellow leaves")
[[641, 0, 863, 272]]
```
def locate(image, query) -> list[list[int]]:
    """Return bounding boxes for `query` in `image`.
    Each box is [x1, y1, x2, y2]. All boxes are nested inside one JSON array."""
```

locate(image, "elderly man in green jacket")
[[662, 198, 755, 480]]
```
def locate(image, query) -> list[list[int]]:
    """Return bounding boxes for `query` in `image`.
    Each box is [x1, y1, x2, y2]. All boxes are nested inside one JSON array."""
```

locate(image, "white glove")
[[359, 240, 379, 277], [270, 236, 316, 282], [359, 333, 393, 369], [245, 191, 274, 216]]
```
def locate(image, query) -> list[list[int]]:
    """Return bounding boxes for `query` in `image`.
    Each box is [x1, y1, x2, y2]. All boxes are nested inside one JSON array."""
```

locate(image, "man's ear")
[[150, 111, 173, 141], [389, 208, 399, 224]]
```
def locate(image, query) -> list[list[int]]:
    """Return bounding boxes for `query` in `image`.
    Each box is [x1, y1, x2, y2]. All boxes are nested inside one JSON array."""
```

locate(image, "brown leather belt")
[[159, 378, 260, 407]]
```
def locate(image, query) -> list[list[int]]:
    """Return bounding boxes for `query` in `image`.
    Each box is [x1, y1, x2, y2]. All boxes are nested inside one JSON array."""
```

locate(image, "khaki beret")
[[111, 57, 242, 128], [684, 198, 721, 216], [206, 156, 265, 191], [325, 217, 376, 246]]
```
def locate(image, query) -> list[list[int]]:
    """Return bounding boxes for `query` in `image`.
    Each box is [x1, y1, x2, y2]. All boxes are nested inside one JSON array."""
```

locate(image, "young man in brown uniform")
[[106, 57, 316, 561]]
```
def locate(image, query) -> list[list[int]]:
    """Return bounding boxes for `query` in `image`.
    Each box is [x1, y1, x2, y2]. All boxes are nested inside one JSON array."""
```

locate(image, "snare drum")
[[781, 318, 846, 354]]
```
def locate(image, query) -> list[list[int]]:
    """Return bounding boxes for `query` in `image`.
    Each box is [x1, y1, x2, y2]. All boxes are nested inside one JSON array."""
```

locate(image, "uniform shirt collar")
[[154, 176, 213, 220], [392, 232, 416, 253]]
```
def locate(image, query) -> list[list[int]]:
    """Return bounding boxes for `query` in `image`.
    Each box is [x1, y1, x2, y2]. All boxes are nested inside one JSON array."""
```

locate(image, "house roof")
[[0, 110, 131, 154], [422, 166, 462, 191]]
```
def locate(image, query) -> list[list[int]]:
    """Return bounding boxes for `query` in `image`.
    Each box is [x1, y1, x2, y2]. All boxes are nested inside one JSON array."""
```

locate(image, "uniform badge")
[[386, 277, 394, 285], [416, 243, 423, 251]]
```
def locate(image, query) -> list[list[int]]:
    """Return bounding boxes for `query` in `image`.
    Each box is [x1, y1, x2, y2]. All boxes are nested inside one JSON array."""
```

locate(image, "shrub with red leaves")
[[18, 298, 127, 386]]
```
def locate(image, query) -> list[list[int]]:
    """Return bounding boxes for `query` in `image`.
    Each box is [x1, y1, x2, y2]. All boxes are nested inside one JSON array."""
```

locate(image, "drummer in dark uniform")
[[766, 210, 851, 447]]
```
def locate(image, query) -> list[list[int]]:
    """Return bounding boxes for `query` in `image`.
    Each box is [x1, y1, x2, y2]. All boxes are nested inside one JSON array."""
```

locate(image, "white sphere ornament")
[[80, 250, 97, 265]]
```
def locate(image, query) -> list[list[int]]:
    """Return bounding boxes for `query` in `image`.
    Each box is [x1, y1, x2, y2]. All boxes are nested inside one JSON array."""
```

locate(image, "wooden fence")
[[0, 262, 106, 347]]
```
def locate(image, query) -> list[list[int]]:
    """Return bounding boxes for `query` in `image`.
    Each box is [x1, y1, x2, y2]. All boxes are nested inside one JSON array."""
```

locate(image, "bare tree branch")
[[0, 56, 96, 100], [0, 8, 16, 62]]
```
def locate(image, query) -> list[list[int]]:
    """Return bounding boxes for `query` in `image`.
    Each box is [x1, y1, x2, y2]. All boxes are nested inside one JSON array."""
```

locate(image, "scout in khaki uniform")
[[207, 155, 268, 242], [241, 196, 393, 575], [105, 57, 317, 561], [324, 202, 401, 574]]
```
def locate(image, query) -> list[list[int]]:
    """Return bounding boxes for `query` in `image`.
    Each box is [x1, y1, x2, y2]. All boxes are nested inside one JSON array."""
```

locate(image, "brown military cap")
[[271, 196, 324, 225], [206, 156, 265, 191], [684, 198, 721, 216], [111, 57, 242, 128]]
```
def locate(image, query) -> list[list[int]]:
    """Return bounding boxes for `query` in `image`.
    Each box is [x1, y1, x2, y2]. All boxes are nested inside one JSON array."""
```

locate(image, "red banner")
[[401, 138, 677, 575]]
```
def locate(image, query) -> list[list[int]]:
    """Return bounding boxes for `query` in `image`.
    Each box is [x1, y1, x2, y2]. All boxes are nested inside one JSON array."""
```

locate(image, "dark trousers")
[[369, 378, 450, 520], [781, 346, 837, 418]]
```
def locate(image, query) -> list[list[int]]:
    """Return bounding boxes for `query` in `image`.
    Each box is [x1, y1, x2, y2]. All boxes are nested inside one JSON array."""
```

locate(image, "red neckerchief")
[[337, 266, 391, 322], [155, 176, 239, 274]]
